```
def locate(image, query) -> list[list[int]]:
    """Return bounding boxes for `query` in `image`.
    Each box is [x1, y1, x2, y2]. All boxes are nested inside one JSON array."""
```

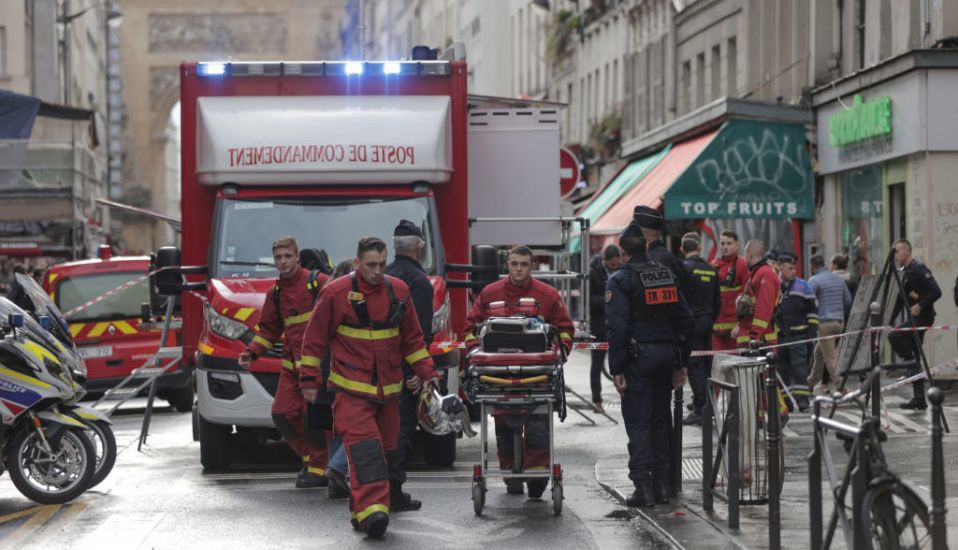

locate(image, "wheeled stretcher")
[[463, 317, 567, 516]]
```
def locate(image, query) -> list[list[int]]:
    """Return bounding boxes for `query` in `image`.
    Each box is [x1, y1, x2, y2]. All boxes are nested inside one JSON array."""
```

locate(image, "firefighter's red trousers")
[[711, 332, 737, 353], [272, 367, 327, 475], [494, 411, 549, 472], [333, 392, 399, 527]]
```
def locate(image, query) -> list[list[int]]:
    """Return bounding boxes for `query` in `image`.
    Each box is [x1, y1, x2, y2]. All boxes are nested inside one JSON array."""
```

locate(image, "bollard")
[[727, 387, 740, 530], [765, 352, 781, 550], [927, 387, 947, 550], [702, 392, 713, 513], [808, 400, 823, 550], [869, 302, 881, 418], [672, 387, 683, 496]]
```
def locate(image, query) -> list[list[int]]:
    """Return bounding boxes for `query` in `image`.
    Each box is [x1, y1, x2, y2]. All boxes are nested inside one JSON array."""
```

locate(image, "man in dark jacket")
[[889, 239, 941, 410], [678, 233, 720, 425], [775, 253, 819, 411], [588, 244, 621, 412], [632, 206, 689, 290], [384, 220, 434, 511]]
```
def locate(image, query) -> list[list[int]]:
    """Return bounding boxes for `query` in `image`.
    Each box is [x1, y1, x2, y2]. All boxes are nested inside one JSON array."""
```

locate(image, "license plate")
[[78, 346, 113, 359]]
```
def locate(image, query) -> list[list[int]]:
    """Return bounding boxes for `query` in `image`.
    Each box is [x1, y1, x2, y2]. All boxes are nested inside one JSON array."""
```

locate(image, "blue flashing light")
[[38, 316, 52, 331], [197, 62, 227, 77], [344, 62, 364, 75], [8, 313, 24, 329], [383, 62, 401, 75]]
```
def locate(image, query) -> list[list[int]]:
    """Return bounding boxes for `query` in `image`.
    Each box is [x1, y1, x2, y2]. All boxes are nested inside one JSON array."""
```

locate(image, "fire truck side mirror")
[[153, 246, 184, 296], [471, 245, 499, 294]]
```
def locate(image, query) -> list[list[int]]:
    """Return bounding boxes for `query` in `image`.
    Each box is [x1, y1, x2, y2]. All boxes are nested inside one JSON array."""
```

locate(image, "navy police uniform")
[[889, 258, 941, 407], [681, 254, 720, 420], [606, 217, 695, 506]]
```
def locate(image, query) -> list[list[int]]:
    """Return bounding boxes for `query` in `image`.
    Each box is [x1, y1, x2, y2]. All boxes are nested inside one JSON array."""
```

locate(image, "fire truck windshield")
[[56, 272, 151, 322], [210, 196, 439, 279]]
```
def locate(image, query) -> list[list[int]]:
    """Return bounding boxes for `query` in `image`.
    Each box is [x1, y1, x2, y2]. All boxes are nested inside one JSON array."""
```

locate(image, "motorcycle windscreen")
[[11, 275, 85, 375]]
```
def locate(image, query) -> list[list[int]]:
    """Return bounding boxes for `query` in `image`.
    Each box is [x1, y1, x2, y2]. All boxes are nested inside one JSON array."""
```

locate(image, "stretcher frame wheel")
[[552, 478, 563, 516], [472, 477, 486, 516]]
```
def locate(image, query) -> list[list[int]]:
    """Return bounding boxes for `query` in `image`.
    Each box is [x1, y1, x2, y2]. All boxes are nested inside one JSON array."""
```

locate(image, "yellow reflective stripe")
[[712, 321, 738, 330], [692, 269, 715, 277], [307, 466, 325, 476], [281, 359, 295, 370], [808, 318, 820, 325], [463, 333, 477, 342], [198, 342, 215, 355], [790, 325, 808, 331], [112, 321, 138, 335], [328, 371, 380, 397], [336, 325, 399, 340], [300, 355, 321, 367], [355, 504, 389, 523], [284, 312, 311, 326], [405, 348, 429, 365], [87, 322, 111, 338], [0, 365, 52, 389], [69, 323, 83, 337], [48, 272, 58, 284], [752, 318, 769, 329], [736, 335, 751, 344], [383, 381, 403, 396], [559, 332, 572, 341], [301, 455, 310, 462], [23, 341, 61, 366], [234, 307, 255, 321], [720, 285, 742, 292], [252, 335, 273, 349]]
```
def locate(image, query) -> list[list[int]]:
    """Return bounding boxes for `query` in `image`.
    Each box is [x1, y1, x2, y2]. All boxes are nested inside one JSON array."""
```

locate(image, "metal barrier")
[[702, 377, 741, 530]]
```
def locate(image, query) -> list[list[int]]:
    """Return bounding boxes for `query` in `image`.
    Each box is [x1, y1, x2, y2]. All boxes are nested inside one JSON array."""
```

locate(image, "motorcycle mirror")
[[38, 315, 52, 331], [8, 313, 24, 329]]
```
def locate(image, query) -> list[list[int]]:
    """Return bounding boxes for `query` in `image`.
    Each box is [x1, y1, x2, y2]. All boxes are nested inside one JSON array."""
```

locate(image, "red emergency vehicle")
[[44, 253, 193, 411], [167, 54, 570, 470]]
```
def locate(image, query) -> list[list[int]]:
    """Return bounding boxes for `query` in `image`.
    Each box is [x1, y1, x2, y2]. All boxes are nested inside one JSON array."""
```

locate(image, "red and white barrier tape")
[[878, 357, 958, 393], [61, 268, 163, 317]]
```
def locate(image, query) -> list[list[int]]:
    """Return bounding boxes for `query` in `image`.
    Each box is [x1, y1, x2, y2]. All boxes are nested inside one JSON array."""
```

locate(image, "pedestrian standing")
[[384, 220, 434, 511], [300, 236, 439, 538], [711, 231, 748, 351], [606, 221, 694, 508], [462, 245, 574, 498], [887, 239, 941, 410], [774, 254, 818, 411], [631, 206, 689, 289], [588, 244, 622, 413], [807, 254, 852, 395], [239, 236, 330, 488], [678, 233, 720, 426]]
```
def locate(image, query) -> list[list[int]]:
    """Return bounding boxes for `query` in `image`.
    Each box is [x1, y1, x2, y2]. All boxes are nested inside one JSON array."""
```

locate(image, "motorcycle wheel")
[[86, 420, 117, 488], [6, 427, 96, 504]]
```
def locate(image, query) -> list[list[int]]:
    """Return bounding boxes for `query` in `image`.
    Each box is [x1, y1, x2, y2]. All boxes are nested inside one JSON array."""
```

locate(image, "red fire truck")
[[159, 53, 575, 470], [44, 251, 193, 411]]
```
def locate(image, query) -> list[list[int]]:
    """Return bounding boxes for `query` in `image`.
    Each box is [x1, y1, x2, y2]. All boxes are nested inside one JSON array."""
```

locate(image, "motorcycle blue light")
[[38, 315, 52, 330], [197, 62, 227, 77], [8, 313, 24, 328]]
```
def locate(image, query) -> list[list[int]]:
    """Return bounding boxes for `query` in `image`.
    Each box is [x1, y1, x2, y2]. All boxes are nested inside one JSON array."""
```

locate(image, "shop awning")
[[592, 130, 717, 234], [591, 120, 815, 234], [663, 120, 813, 219], [570, 146, 669, 252]]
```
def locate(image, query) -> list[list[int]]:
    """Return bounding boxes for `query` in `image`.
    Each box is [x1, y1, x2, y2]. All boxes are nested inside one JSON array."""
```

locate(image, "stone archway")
[[115, 0, 345, 253]]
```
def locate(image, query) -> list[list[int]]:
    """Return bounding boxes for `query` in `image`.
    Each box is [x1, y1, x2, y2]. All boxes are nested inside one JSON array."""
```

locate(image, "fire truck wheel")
[[167, 384, 195, 413], [423, 431, 456, 467], [198, 415, 231, 471]]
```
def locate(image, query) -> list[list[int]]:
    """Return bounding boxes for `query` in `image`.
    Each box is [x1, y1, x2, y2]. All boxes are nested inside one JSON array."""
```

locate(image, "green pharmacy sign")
[[828, 95, 892, 146]]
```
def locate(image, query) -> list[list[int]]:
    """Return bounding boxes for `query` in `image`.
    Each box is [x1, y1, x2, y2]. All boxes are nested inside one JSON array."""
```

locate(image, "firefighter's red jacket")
[[463, 278, 575, 351], [737, 261, 780, 345], [299, 273, 437, 400], [244, 267, 328, 370], [712, 254, 749, 334]]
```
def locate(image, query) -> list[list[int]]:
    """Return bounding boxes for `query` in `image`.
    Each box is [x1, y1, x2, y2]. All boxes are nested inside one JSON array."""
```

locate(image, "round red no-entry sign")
[[559, 147, 580, 197]]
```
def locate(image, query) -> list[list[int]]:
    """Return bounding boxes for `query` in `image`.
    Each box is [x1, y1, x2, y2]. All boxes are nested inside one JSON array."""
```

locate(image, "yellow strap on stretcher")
[[478, 374, 549, 386]]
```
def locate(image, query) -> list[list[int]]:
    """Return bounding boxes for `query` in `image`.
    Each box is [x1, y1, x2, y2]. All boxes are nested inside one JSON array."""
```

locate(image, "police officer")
[[384, 220, 433, 511], [678, 233, 720, 426], [606, 219, 695, 508], [889, 239, 941, 410], [632, 205, 689, 289], [774, 253, 819, 411]]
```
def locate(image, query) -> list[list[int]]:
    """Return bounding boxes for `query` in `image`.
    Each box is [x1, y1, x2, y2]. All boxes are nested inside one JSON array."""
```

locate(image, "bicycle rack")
[[702, 377, 741, 530]]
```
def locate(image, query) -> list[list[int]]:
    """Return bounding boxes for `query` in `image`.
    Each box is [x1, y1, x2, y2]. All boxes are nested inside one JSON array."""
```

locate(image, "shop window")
[[841, 164, 883, 282]]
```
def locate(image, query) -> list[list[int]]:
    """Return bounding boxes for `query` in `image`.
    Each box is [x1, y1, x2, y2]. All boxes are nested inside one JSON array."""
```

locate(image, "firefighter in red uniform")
[[462, 245, 575, 498], [300, 236, 438, 539], [712, 230, 749, 350], [239, 236, 329, 488], [732, 239, 781, 347]]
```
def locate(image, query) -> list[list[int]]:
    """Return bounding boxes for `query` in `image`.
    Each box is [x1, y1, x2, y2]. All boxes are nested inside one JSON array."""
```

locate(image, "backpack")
[[299, 248, 334, 275]]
